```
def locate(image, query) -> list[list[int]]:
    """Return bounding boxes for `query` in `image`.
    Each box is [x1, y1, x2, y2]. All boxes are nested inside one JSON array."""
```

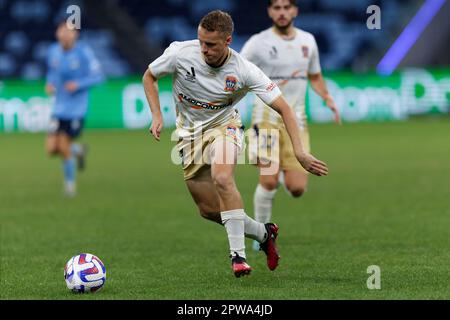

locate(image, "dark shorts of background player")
[[49, 118, 85, 139]]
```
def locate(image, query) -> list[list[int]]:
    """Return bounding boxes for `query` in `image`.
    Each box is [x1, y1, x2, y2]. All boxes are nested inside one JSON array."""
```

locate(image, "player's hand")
[[45, 84, 56, 95], [150, 114, 163, 141], [64, 81, 79, 93], [296, 152, 328, 177], [325, 95, 341, 125]]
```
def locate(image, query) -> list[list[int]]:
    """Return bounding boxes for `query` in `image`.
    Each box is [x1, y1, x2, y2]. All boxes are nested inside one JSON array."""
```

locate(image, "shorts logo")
[[302, 46, 309, 58], [224, 76, 238, 92], [226, 126, 237, 141]]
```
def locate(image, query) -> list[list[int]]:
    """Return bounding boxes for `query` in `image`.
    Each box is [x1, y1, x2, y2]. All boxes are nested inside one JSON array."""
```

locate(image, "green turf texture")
[[1, 117, 449, 299]]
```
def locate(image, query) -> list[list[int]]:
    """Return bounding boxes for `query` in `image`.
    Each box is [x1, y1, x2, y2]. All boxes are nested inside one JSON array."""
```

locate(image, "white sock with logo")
[[221, 209, 246, 259], [254, 184, 277, 224], [244, 215, 267, 243]]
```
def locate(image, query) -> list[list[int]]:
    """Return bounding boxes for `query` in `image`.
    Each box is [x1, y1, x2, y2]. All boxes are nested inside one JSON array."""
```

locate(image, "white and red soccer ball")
[[64, 253, 106, 293]]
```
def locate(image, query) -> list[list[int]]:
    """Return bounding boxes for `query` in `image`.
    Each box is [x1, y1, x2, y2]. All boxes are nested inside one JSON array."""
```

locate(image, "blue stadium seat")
[[4, 31, 30, 55], [0, 53, 16, 76], [32, 41, 52, 62], [21, 62, 43, 80]]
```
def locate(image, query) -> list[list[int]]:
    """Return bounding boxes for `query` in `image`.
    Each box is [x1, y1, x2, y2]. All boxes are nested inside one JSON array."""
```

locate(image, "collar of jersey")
[[203, 48, 232, 69], [271, 27, 297, 41]]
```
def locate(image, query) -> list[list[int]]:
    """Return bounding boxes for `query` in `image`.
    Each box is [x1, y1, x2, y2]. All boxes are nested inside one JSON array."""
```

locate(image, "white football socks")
[[221, 209, 246, 259], [254, 184, 277, 224], [244, 214, 267, 243]]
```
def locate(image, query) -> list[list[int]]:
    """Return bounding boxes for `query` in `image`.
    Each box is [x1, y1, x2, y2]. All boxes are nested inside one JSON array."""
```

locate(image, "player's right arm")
[[45, 44, 58, 96], [143, 69, 163, 141], [143, 41, 181, 141]]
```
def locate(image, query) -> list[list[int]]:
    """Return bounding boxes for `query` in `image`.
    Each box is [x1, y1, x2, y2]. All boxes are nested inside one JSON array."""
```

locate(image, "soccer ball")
[[64, 253, 106, 293]]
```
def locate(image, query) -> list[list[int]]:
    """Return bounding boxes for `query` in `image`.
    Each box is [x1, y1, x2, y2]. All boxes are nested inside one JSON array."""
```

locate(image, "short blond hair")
[[199, 10, 234, 37]]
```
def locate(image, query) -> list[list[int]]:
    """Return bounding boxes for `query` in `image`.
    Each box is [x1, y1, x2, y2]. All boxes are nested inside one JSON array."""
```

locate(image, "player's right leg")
[[185, 166, 255, 277], [185, 166, 222, 224], [45, 134, 60, 156], [210, 137, 255, 277]]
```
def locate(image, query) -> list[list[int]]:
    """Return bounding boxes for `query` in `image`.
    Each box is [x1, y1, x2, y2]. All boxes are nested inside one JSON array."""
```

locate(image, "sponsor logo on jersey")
[[178, 93, 232, 110], [224, 76, 238, 92], [302, 46, 309, 58], [184, 67, 196, 83]]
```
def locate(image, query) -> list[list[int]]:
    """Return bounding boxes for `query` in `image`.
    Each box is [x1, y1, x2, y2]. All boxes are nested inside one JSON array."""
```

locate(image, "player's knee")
[[288, 186, 306, 198], [199, 209, 221, 224], [260, 178, 279, 191], [46, 145, 59, 156]]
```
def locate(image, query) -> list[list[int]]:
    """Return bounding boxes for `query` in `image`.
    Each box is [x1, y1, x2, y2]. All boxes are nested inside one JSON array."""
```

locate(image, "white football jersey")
[[149, 40, 282, 139], [241, 27, 321, 128]]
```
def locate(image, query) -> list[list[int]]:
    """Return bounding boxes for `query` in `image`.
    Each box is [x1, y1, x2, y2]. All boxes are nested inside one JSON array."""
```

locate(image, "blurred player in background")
[[143, 10, 328, 277], [240, 0, 340, 250], [45, 21, 104, 197]]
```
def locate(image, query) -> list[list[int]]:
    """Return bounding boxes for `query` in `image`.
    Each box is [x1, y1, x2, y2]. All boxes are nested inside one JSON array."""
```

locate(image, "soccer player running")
[[45, 21, 104, 197], [240, 0, 340, 250], [143, 10, 328, 277]]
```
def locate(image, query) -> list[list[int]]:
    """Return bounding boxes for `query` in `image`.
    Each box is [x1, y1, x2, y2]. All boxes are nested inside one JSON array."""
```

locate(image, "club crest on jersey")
[[302, 46, 309, 58], [224, 76, 238, 92]]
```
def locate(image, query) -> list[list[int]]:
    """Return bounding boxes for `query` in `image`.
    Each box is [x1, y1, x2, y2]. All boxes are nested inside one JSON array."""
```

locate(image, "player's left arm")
[[308, 72, 341, 125], [245, 59, 327, 176], [270, 95, 328, 176], [65, 45, 105, 93]]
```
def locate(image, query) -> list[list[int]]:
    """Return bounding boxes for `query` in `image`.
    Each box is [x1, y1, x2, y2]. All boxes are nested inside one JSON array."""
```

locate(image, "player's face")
[[198, 26, 232, 67], [56, 24, 78, 50], [268, 0, 298, 29]]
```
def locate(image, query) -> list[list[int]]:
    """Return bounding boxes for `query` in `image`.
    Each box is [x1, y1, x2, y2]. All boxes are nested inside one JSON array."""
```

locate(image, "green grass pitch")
[[1, 117, 449, 299]]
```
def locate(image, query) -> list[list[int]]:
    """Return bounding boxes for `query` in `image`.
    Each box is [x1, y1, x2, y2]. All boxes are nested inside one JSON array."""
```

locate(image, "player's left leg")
[[211, 137, 279, 275], [58, 119, 84, 196], [185, 165, 269, 277], [67, 119, 87, 171], [72, 143, 88, 171]]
